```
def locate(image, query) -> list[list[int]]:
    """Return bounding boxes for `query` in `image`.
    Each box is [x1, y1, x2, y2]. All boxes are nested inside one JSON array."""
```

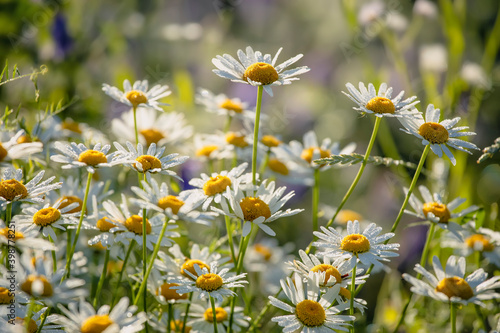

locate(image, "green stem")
[[48, 235, 57, 272], [134, 217, 170, 305], [182, 293, 193, 333], [349, 263, 357, 333], [5, 202, 12, 227], [224, 115, 233, 133], [450, 302, 457, 333], [64, 171, 92, 280], [210, 296, 219, 333], [25, 298, 35, 331], [225, 216, 236, 264], [35, 307, 51, 333], [112, 241, 135, 307], [252, 86, 264, 186], [141, 173, 148, 314], [93, 248, 110, 308], [312, 168, 320, 232], [258, 150, 271, 176], [133, 106, 139, 145], [167, 303, 173, 333], [249, 288, 281, 332], [324, 116, 382, 230]]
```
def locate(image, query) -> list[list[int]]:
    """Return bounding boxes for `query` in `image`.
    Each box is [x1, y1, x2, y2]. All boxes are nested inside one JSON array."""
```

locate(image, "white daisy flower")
[[185, 163, 248, 211], [442, 221, 500, 268], [405, 185, 480, 240], [212, 46, 310, 97], [269, 273, 355, 332], [398, 104, 479, 165], [0, 218, 55, 252], [149, 308, 190, 333], [113, 142, 188, 181], [102, 79, 171, 111], [111, 107, 193, 148], [343, 82, 419, 118], [15, 200, 80, 242], [16, 256, 87, 306], [212, 178, 303, 237], [0, 168, 61, 208], [402, 255, 500, 307], [130, 178, 215, 226], [187, 303, 250, 333], [103, 195, 180, 251], [50, 142, 122, 174], [0, 304, 62, 332], [54, 297, 147, 332], [171, 261, 248, 303], [313, 220, 400, 270], [0, 129, 43, 164], [141, 268, 190, 305], [86, 196, 119, 249], [196, 88, 256, 122], [192, 133, 234, 161]]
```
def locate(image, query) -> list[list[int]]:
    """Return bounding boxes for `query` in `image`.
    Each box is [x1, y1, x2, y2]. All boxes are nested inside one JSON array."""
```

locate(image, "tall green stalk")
[[450, 302, 457, 333], [210, 296, 219, 333], [112, 241, 135, 307], [93, 248, 111, 308], [349, 263, 357, 333], [252, 86, 264, 186]]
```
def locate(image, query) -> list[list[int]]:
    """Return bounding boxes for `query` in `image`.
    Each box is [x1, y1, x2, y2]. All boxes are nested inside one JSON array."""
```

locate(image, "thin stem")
[[25, 298, 35, 331], [5, 202, 12, 227], [112, 241, 135, 307], [48, 235, 57, 272], [167, 303, 173, 333], [182, 293, 194, 333], [450, 302, 457, 333], [133, 106, 139, 145], [210, 296, 219, 333], [312, 168, 320, 232], [35, 306, 51, 333], [134, 217, 170, 305], [349, 263, 357, 333], [224, 115, 233, 133], [258, 150, 271, 176], [225, 216, 236, 264], [252, 85, 264, 186], [93, 248, 110, 308], [141, 173, 148, 315], [64, 171, 92, 280]]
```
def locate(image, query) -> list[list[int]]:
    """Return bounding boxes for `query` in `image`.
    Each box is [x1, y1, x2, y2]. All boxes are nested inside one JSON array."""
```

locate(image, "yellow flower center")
[[301, 147, 331, 164], [261, 135, 282, 148], [181, 259, 210, 278], [13, 317, 38, 333], [20, 275, 53, 297], [418, 122, 449, 144], [78, 150, 107, 166], [435, 277, 474, 300], [0, 179, 28, 201], [243, 62, 279, 85], [96, 217, 117, 232], [239, 197, 271, 222], [156, 282, 187, 301], [220, 99, 243, 113], [339, 287, 352, 300], [56, 195, 84, 214], [61, 120, 82, 134], [196, 273, 223, 292], [33, 207, 61, 227], [336, 210, 363, 225], [0, 143, 7, 162], [81, 315, 114, 333], [295, 299, 326, 327], [365, 96, 396, 114], [140, 128, 165, 147], [422, 202, 451, 223], [90, 242, 107, 251], [340, 234, 370, 254], [0, 287, 14, 304], [254, 243, 272, 261], [203, 175, 232, 196], [465, 234, 495, 252], [17, 135, 33, 143], [203, 307, 228, 323], [268, 158, 289, 175], [226, 132, 249, 148], [158, 195, 184, 214], [134, 155, 162, 172], [196, 145, 218, 158], [0, 227, 24, 240], [170, 320, 191, 332], [124, 215, 151, 235], [311, 264, 342, 286], [125, 90, 148, 108]]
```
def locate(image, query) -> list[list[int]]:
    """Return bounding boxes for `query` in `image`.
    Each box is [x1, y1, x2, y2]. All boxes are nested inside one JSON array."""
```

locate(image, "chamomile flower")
[[113, 142, 188, 180], [15, 200, 79, 242], [131, 178, 215, 225], [212, 179, 303, 237], [0, 129, 43, 164], [187, 303, 250, 333], [193, 133, 233, 161], [405, 185, 479, 239], [212, 46, 310, 96], [313, 220, 400, 270], [269, 274, 355, 332], [54, 297, 147, 332], [402, 255, 500, 306], [102, 79, 171, 111], [398, 104, 479, 165], [50, 142, 121, 174], [111, 107, 193, 148], [196, 88, 256, 122], [87, 196, 119, 248], [0, 305, 62, 332], [103, 195, 180, 251], [343, 82, 419, 118], [0, 168, 61, 208], [171, 262, 248, 303], [0, 219, 55, 251], [185, 163, 248, 211]]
